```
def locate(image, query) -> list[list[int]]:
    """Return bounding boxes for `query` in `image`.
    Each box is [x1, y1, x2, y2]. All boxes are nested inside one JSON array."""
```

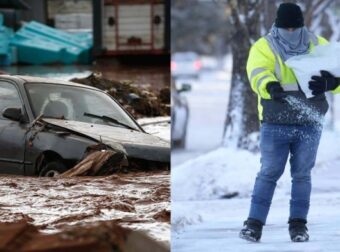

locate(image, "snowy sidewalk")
[[172, 130, 340, 252], [172, 192, 340, 252]]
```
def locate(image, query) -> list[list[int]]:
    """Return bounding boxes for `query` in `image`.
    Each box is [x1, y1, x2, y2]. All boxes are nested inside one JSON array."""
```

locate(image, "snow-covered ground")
[[172, 189, 340, 252], [172, 66, 340, 251]]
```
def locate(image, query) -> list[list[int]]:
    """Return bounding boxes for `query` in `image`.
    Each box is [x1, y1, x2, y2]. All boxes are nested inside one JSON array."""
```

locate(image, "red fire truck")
[[93, 0, 170, 56]]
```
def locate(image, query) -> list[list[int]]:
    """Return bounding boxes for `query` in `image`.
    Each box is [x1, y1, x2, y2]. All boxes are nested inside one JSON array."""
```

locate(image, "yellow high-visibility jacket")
[[247, 32, 338, 125]]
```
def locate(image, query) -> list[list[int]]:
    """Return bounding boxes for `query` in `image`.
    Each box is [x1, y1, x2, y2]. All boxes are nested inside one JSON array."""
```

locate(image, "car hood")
[[43, 119, 170, 163]]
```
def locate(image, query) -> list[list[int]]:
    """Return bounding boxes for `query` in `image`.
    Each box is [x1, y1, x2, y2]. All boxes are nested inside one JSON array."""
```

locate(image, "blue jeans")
[[248, 123, 322, 224]]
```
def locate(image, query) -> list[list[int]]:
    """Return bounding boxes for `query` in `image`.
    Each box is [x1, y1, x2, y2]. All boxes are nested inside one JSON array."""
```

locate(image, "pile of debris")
[[0, 221, 169, 252], [70, 73, 170, 119]]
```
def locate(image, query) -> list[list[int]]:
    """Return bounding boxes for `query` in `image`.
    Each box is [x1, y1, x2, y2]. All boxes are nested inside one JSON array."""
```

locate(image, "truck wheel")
[[39, 161, 67, 177]]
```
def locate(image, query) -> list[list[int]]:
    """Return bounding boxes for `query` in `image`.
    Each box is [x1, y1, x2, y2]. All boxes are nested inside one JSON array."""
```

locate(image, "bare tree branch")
[[312, 0, 334, 18]]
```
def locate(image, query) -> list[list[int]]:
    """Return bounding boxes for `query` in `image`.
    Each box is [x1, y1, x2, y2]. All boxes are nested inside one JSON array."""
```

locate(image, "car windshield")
[[25, 83, 140, 131]]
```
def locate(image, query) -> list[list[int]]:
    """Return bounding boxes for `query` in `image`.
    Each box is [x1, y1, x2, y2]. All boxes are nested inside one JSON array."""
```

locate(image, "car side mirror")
[[2, 107, 23, 122], [178, 83, 192, 93]]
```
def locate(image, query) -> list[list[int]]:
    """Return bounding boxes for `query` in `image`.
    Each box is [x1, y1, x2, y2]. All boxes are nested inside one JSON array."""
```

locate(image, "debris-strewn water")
[[0, 172, 170, 243], [1, 58, 170, 92]]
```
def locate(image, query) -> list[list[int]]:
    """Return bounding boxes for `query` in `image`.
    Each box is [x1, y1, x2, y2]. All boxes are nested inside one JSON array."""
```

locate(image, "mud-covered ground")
[[0, 171, 170, 244]]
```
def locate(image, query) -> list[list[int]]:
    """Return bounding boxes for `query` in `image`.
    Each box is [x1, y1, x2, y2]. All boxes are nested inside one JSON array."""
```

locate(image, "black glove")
[[309, 70, 340, 95], [266, 81, 287, 102]]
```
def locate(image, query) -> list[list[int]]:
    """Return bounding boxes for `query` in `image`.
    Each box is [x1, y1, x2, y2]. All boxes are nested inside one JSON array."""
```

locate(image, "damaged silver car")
[[0, 75, 170, 176]]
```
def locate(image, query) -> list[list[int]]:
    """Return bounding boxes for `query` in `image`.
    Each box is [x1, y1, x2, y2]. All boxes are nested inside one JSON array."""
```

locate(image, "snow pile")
[[172, 128, 340, 202], [286, 42, 340, 98], [172, 147, 261, 201]]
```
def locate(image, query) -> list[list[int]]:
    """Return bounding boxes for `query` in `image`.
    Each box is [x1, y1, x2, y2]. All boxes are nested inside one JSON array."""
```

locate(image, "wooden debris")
[[59, 150, 126, 177]]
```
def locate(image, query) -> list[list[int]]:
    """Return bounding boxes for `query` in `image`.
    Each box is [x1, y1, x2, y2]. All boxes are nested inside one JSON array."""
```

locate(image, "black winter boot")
[[239, 218, 263, 242], [288, 218, 309, 242]]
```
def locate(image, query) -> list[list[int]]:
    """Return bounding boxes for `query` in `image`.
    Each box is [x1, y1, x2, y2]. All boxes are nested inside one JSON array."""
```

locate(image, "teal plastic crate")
[[10, 21, 93, 65], [26, 21, 91, 49], [10, 36, 66, 65], [15, 29, 80, 64]]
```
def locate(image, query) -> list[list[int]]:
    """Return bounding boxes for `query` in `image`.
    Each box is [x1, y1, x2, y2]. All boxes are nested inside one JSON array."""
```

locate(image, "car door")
[[0, 81, 27, 174]]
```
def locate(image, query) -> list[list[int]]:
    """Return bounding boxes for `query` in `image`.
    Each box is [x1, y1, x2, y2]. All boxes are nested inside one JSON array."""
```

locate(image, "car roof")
[[172, 52, 199, 60], [0, 75, 100, 91]]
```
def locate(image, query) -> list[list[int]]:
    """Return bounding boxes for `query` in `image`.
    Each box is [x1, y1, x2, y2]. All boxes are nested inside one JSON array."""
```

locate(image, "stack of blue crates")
[[10, 21, 93, 65]]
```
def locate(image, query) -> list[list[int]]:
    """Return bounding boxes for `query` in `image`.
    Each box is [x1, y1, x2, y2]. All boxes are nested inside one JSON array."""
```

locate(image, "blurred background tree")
[[171, 0, 340, 151]]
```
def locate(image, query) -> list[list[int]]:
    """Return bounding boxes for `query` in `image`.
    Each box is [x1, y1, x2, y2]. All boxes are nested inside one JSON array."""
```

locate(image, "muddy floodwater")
[[1, 57, 170, 92], [0, 171, 170, 244], [0, 58, 170, 249]]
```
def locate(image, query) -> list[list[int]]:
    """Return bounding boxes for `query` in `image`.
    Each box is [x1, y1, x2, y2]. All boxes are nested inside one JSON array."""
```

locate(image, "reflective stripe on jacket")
[[247, 32, 330, 125]]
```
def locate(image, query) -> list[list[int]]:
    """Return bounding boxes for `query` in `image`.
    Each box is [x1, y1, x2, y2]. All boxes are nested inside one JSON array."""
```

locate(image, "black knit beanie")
[[275, 3, 304, 28]]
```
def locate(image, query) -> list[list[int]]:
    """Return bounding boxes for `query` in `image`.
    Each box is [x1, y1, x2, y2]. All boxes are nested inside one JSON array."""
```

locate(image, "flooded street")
[[1, 57, 170, 92]]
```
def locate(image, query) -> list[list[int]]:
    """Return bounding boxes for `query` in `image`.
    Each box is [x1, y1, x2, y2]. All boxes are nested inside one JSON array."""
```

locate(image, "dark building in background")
[[0, 0, 31, 29], [20, 0, 46, 24]]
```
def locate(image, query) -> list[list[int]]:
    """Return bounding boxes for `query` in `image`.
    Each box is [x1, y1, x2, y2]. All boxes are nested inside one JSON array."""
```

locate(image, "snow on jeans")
[[248, 123, 322, 224]]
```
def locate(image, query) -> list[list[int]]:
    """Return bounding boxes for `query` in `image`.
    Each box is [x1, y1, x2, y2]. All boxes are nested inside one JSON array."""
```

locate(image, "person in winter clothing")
[[239, 2, 340, 243]]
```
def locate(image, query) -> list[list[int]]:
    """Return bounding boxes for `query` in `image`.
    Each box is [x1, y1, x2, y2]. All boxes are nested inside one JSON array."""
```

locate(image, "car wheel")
[[39, 161, 68, 177]]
